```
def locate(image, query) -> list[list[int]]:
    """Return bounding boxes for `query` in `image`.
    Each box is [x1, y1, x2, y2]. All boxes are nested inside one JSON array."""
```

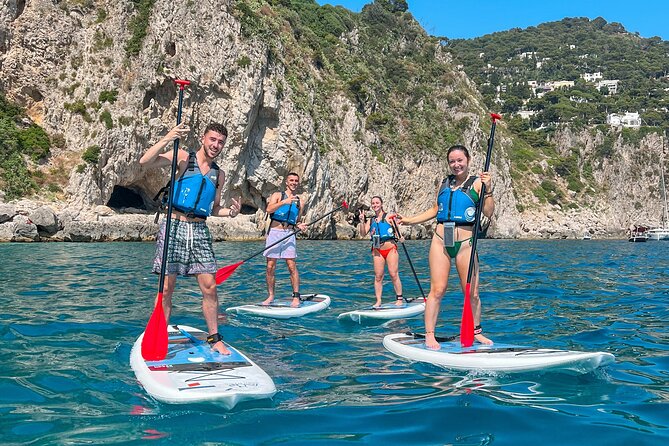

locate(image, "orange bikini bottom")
[[372, 245, 397, 259]]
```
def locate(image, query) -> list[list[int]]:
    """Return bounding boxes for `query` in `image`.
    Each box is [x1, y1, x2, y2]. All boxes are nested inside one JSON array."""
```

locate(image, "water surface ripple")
[[0, 240, 667, 445]]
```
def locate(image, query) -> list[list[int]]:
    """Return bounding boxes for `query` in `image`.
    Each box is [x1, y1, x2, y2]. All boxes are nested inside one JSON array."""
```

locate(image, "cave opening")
[[106, 185, 147, 210]]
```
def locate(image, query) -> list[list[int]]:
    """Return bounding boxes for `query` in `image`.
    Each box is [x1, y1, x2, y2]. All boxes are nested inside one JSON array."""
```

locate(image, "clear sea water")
[[1, 239, 667, 445]]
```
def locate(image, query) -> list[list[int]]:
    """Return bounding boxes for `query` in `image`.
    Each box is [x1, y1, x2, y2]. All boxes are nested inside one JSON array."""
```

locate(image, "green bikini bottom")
[[435, 233, 473, 258]]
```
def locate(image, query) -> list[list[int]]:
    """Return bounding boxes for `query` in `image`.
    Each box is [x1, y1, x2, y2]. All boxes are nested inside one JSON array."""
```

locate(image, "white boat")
[[628, 226, 649, 242], [648, 227, 669, 241], [582, 231, 592, 240]]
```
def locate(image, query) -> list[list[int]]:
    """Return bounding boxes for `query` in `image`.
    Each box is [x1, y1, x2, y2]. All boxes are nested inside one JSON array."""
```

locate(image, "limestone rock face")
[[30, 206, 60, 235], [0, 220, 13, 240], [0, 1, 498, 240], [0, 1, 665, 242], [13, 217, 39, 241], [0, 204, 16, 223]]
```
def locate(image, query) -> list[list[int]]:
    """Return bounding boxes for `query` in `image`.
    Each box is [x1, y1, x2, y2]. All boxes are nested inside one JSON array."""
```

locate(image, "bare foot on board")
[[425, 333, 441, 350], [211, 341, 231, 355], [475, 333, 493, 345]]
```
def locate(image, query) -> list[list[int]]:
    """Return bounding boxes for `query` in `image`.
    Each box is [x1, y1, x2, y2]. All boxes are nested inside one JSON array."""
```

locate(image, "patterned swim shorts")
[[152, 219, 217, 276], [263, 228, 297, 259]]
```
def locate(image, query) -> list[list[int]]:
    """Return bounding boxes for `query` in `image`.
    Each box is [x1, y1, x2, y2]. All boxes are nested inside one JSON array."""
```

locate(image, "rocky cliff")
[[0, 1, 666, 242]]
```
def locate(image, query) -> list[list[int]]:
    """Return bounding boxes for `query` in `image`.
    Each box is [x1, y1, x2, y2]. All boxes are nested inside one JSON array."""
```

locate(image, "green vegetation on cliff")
[[0, 94, 52, 200], [232, 0, 482, 155], [448, 17, 669, 128]]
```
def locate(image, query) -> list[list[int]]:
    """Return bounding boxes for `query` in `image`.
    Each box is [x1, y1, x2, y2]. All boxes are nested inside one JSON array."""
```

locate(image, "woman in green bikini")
[[397, 145, 495, 350]]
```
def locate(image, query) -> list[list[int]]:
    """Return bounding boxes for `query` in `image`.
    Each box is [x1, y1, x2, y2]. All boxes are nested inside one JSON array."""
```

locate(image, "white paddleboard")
[[383, 332, 615, 374], [130, 325, 276, 407], [226, 294, 331, 319], [338, 300, 425, 323]]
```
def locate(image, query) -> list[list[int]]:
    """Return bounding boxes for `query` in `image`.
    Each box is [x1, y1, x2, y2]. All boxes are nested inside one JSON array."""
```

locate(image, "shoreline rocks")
[[0, 200, 626, 242]]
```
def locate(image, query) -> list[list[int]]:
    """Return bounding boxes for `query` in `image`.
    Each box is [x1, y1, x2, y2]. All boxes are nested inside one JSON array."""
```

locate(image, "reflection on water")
[[0, 240, 668, 444]]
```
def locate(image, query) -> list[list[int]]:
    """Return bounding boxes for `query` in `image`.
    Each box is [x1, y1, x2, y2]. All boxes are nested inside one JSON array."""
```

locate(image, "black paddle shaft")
[[465, 114, 500, 285], [390, 219, 427, 301], [158, 80, 190, 294]]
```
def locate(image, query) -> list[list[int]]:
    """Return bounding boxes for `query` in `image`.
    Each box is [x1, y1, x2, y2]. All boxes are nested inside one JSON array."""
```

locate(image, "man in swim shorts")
[[263, 173, 308, 307]]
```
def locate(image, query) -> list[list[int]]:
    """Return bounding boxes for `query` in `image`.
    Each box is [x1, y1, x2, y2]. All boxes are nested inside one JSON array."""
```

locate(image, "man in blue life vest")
[[139, 121, 241, 355], [262, 172, 308, 307]]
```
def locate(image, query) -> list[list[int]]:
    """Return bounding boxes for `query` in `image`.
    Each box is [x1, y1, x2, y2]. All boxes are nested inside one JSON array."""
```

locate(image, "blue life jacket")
[[370, 213, 396, 243], [436, 175, 479, 225], [270, 191, 300, 225], [171, 151, 219, 218]]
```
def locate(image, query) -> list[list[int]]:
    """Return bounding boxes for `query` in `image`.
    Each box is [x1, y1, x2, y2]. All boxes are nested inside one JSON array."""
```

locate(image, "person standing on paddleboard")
[[140, 122, 241, 355], [357, 196, 404, 308], [396, 145, 495, 349], [263, 172, 308, 307]]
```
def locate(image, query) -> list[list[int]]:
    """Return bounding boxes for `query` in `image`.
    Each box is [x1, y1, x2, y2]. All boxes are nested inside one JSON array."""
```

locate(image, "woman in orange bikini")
[[358, 196, 404, 308]]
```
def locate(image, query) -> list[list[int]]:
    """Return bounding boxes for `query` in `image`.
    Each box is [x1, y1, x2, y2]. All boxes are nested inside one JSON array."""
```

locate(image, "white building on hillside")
[[546, 80, 575, 90], [607, 112, 641, 128], [597, 79, 620, 94], [517, 110, 537, 119], [581, 72, 603, 82]]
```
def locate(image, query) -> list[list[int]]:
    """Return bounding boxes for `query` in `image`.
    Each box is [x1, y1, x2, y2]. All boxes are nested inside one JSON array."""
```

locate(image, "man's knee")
[[266, 261, 276, 274], [286, 260, 298, 273], [164, 278, 177, 295], [200, 283, 217, 298]]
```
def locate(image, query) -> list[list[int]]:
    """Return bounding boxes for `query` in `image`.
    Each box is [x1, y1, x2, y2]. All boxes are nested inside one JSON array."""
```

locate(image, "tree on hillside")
[[374, 0, 408, 13]]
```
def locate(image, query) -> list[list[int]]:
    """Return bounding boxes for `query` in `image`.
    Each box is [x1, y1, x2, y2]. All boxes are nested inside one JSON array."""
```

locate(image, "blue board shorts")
[[263, 228, 297, 259], [152, 219, 217, 276]]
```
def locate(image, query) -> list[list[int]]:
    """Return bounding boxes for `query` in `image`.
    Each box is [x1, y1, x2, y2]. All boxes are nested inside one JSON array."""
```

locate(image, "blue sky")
[[317, 0, 668, 40]]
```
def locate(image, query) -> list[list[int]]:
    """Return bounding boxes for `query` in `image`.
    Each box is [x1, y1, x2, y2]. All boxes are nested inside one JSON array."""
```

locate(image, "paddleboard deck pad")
[[338, 300, 425, 323], [226, 294, 330, 319], [383, 332, 615, 373], [130, 325, 276, 407]]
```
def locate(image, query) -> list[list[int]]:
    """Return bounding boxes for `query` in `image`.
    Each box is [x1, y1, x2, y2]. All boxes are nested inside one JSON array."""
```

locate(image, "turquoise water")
[[1, 239, 668, 445]]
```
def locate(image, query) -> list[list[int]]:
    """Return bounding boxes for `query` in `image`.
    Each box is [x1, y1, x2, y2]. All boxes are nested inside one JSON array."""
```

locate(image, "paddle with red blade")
[[215, 201, 349, 285], [141, 79, 191, 361], [461, 112, 501, 347]]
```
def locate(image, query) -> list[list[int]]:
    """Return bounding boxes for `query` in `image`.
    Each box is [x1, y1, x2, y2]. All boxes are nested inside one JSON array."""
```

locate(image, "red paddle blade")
[[460, 284, 475, 347], [141, 292, 168, 361], [215, 261, 244, 285]]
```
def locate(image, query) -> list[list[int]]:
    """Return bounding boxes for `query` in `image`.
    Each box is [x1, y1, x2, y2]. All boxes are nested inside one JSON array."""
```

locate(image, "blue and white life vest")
[[436, 175, 479, 225], [171, 151, 219, 218], [270, 191, 300, 225], [370, 213, 396, 243]]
